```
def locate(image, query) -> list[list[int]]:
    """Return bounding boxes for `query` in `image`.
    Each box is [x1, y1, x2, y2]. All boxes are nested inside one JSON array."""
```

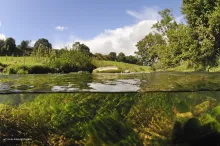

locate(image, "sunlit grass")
[[0, 56, 48, 65], [92, 59, 151, 72]]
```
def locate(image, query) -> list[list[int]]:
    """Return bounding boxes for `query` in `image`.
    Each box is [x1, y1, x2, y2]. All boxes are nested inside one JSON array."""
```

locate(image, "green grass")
[[92, 59, 151, 72], [166, 65, 196, 72], [208, 66, 220, 72], [0, 56, 47, 66], [0, 57, 52, 74], [0, 57, 151, 74]]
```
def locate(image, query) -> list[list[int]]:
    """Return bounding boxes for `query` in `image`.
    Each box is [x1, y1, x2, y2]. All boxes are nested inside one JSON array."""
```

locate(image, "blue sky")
[[0, 0, 183, 55]]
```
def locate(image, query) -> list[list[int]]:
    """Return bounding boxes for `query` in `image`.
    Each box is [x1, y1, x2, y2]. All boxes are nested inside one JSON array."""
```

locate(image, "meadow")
[[0, 56, 151, 74]]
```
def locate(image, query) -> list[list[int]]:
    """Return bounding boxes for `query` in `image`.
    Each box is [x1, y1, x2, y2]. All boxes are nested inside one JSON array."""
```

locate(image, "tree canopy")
[[135, 0, 220, 70], [34, 38, 52, 56]]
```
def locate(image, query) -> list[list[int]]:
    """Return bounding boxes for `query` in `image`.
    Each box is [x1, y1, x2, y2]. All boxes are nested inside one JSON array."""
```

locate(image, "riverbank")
[[1, 56, 220, 74], [0, 57, 151, 74]]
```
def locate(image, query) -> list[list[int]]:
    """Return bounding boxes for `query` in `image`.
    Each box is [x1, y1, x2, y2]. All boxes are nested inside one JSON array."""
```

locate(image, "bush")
[[3, 64, 52, 74], [3, 65, 29, 74], [17, 69, 28, 74], [48, 50, 95, 73]]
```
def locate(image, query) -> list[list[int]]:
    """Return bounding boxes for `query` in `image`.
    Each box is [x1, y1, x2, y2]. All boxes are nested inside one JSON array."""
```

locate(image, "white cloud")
[[126, 6, 161, 20], [53, 7, 159, 55], [53, 7, 184, 55], [55, 26, 68, 31], [30, 40, 36, 47], [0, 33, 6, 40], [79, 20, 157, 55], [55, 19, 157, 55]]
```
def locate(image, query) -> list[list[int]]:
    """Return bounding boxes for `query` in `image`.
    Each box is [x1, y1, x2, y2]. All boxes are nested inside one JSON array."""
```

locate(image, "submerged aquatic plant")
[[85, 117, 143, 146], [128, 105, 173, 146]]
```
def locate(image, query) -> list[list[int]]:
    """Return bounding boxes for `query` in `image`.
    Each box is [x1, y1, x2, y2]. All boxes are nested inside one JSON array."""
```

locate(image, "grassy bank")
[[0, 56, 152, 74], [92, 59, 151, 73], [1, 56, 219, 74], [0, 56, 46, 66]]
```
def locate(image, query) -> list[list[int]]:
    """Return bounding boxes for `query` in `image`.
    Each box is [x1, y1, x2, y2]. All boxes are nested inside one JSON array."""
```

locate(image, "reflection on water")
[[1, 92, 220, 145], [1, 72, 220, 93]]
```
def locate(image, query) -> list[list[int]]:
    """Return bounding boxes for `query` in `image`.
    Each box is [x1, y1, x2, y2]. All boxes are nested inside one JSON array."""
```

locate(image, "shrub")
[[17, 69, 28, 74], [3, 65, 29, 74], [48, 50, 95, 73]]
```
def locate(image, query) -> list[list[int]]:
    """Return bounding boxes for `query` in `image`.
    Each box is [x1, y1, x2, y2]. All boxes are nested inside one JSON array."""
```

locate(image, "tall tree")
[[0, 40, 5, 55], [117, 52, 126, 62], [135, 33, 166, 66], [72, 42, 90, 55], [18, 40, 30, 50], [152, 9, 178, 36], [18, 40, 31, 55], [5, 37, 17, 55], [34, 38, 52, 56], [108, 52, 117, 61], [94, 53, 104, 60], [125, 55, 138, 64], [181, 0, 220, 67]]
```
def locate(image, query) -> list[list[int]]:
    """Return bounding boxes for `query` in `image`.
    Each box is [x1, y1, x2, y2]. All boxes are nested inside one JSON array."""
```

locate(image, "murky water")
[[1, 73, 220, 145]]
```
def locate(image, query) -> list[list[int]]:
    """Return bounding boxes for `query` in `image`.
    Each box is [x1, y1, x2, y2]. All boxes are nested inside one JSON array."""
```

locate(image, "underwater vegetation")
[[1, 92, 220, 145]]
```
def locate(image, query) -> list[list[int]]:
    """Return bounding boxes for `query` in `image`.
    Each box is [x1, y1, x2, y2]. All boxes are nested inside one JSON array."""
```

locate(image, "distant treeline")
[[0, 38, 140, 65]]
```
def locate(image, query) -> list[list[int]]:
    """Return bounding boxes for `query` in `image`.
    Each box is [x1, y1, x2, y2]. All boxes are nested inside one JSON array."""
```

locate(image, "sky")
[[0, 0, 183, 55]]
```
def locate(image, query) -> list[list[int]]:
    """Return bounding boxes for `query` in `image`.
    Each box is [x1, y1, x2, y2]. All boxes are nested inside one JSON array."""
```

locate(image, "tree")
[[18, 40, 31, 56], [108, 52, 117, 61], [117, 52, 126, 62], [152, 9, 178, 36], [181, 0, 220, 67], [72, 42, 90, 55], [125, 55, 138, 64], [135, 9, 179, 67], [0, 40, 5, 55], [94, 53, 104, 60], [5, 37, 17, 56], [34, 38, 52, 56], [18, 40, 30, 50], [135, 33, 166, 66]]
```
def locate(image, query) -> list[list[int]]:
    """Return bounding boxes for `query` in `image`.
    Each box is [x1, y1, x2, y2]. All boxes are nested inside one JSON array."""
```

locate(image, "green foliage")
[[86, 117, 142, 146], [136, 33, 165, 66], [33, 38, 52, 57], [72, 42, 91, 56], [92, 59, 150, 72], [2, 64, 51, 74], [181, 0, 220, 67], [0, 37, 20, 56], [0, 93, 140, 145], [48, 49, 95, 73], [117, 52, 126, 62], [135, 2, 220, 71], [1, 92, 220, 145], [212, 106, 220, 122], [108, 52, 117, 61], [3, 65, 29, 74]]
